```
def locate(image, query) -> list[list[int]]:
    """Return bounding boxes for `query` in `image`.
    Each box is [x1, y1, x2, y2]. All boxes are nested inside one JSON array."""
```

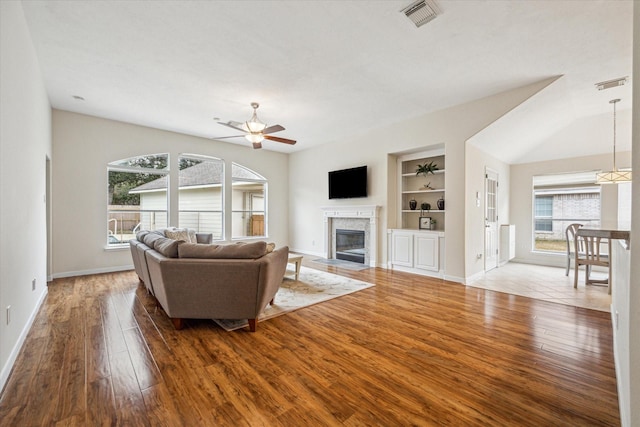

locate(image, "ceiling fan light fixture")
[[245, 102, 267, 133], [245, 133, 264, 143], [595, 98, 632, 184]]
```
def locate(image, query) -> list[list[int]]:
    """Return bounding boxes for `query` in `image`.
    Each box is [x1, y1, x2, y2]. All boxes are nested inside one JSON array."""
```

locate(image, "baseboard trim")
[[464, 271, 486, 285], [444, 274, 465, 285], [52, 264, 134, 279], [0, 287, 48, 393]]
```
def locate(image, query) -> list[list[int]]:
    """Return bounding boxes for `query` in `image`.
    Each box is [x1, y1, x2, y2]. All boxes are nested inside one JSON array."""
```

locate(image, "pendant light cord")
[[610, 98, 620, 172]]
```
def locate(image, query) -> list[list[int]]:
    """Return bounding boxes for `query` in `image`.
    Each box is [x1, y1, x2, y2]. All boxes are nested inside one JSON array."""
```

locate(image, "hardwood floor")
[[0, 265, 619, 426]]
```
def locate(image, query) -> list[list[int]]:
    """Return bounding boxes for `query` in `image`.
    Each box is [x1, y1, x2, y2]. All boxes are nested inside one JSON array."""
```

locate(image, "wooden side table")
[[286, 255, 303, 280]]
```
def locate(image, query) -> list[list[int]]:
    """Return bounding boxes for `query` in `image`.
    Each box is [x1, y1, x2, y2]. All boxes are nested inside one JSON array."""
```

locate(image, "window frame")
[[106, 154, 169, 248], [231, 163, 268, 240], [177, 154, 225, 240], [531, 171, 602, 253]]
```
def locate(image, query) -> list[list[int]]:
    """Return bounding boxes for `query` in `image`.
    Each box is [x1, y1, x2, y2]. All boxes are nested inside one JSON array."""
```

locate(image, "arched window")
[[232, 163, 267, 239], [107, 153, 168, 246], [178, 154, 224, 240]]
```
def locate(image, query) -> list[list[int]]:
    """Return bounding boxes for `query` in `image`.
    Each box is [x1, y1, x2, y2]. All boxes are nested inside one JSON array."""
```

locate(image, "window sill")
[[104, 244, 129, 251], [231, 236, 270, 242], [530, 250, 565, 256]]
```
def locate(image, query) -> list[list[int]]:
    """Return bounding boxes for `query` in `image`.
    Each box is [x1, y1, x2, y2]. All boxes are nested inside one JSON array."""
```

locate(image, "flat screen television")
[[328, 165, 367, 199]]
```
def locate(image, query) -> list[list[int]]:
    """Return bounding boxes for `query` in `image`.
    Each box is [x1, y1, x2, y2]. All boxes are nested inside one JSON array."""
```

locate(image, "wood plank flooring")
[[0, 265, 619, 426]]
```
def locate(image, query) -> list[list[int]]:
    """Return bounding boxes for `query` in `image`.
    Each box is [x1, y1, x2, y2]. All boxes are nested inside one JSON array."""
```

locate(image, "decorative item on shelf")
[[419, 217, 435, 230], [437, 198, 445, 210], [416, 161, 438, 190], [409, 198, 417, 210], [421, 202, 430, 211], [419, 217, 431, 230]]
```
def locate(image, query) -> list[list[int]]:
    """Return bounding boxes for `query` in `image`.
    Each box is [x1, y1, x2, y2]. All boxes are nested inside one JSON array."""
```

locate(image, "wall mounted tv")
[[328, 165, 368, 199]]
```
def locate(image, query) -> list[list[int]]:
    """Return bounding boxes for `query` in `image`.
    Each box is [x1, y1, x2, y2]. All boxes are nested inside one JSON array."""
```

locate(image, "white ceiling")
[[20, 0, 633, 161]]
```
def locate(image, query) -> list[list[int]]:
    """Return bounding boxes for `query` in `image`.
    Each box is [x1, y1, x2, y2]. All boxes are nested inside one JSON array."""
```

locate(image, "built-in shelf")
[[400, 169, 445, 177], [396, 149, 446, 231], [402, 189, 445, 194]]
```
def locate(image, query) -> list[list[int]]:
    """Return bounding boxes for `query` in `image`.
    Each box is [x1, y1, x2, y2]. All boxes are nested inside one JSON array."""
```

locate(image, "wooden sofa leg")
[[270, 297, 275, 305], [171, 318, 185, 330], [248, 319, 257, 332]]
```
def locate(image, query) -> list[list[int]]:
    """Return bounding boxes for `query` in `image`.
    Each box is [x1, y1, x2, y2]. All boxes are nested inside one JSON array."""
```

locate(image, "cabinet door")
[[414, 234, 439, 271], [391, 232, 413, 267]]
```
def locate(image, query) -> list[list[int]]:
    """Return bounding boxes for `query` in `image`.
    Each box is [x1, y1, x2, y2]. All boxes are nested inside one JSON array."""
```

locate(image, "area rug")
[[311, 258, 371, 271], [213, 266, 374, 331]]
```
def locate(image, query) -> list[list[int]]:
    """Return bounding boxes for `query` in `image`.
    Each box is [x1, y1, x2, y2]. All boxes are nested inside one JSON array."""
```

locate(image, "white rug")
[[311, 258, 371, 271], [213, 266, 375, 331]]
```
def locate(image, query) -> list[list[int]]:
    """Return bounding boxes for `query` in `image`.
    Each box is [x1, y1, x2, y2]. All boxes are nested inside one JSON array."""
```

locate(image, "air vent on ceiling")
[[595, 76, 628, 91], [401, 0, 440, 28]]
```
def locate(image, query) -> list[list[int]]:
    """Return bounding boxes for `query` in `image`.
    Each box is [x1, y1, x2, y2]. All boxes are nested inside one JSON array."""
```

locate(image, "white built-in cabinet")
[[388, 147, 446, 278], [388, 229, 445, 277], [500, 224, 516, 266]]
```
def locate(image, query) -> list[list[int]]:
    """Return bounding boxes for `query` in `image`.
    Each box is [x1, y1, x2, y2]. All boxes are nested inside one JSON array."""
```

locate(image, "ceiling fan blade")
[[218, 121, 247, 133], [212, 135, 244, 140], [263, 124, 285, 135], [252, 142, 262, 149], [264, 135, 297, 145]]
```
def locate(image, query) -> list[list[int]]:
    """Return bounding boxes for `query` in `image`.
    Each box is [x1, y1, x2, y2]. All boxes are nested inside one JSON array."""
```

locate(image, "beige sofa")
[[130, 230, 289, 332]]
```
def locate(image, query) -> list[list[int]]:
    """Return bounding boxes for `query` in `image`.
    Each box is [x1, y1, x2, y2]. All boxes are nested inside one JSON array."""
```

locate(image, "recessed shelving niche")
[[398, 150, 446, 231]]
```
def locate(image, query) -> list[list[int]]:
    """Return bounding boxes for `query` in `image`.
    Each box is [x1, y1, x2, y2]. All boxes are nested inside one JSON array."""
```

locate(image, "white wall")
[[288, 78, 556, 282], [509, 152, 630, 268], [615, 3, 639, 425], [0, 2, 52, 390], [464, 143, 510, 279], [52, 110, 289, 277]]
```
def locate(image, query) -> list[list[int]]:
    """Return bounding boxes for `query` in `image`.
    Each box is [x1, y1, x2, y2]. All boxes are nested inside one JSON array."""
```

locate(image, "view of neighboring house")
[[122, 159, 266, 241]]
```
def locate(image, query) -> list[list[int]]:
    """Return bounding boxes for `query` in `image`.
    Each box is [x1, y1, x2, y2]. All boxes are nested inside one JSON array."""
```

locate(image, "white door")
[[414, 234, 439, 271], [484, 169, 499, 272]]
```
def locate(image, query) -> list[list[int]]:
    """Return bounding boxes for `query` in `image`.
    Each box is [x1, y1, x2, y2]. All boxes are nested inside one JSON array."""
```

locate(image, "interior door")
[[485, 169, 499, 272]]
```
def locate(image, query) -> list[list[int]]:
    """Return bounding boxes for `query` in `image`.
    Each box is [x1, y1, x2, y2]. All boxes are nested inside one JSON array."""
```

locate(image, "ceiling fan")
[[216, 102, 297, 149]]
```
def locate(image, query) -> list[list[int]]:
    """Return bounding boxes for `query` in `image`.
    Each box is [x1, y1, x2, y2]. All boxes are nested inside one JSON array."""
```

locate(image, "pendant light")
[[595, 99, 632, 184]]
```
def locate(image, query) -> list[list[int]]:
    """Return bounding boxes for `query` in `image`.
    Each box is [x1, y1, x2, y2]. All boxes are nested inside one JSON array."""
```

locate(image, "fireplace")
[[335, 229, 365, 264], [321, 205, 380, 267]]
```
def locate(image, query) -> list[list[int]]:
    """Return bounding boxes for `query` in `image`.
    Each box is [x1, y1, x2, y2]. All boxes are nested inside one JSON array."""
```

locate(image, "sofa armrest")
[[256, 246, 289, 309], [195, 233, 213, 244]]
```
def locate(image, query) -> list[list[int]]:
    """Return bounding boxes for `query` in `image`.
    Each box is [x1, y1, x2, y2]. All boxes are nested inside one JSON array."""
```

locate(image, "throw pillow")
[[165, 228, 195, 243], [153, 237, 183, 258], [266, 242, 276, 253], [178, 241, 268, 259], [136, 230, 149, 242], [142, 232, 164, 248]]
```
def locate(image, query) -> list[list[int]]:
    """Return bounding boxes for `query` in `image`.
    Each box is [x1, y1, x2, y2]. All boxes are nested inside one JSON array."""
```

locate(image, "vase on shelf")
[[409, 199, 417, 210], [437, 198, 445, 210]]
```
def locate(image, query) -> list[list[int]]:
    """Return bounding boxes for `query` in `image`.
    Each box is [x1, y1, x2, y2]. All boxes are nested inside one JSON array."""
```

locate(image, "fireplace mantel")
[[321, 206, 380, 267]]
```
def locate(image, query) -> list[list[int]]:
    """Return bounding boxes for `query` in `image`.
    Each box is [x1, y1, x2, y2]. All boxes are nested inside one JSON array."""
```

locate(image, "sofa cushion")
[[179, 241, 268, 259], [153, 237, 183, 258], [143, 232, 165, 248], [136, 230, 150, 242], [165, 228, 197, 243]]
